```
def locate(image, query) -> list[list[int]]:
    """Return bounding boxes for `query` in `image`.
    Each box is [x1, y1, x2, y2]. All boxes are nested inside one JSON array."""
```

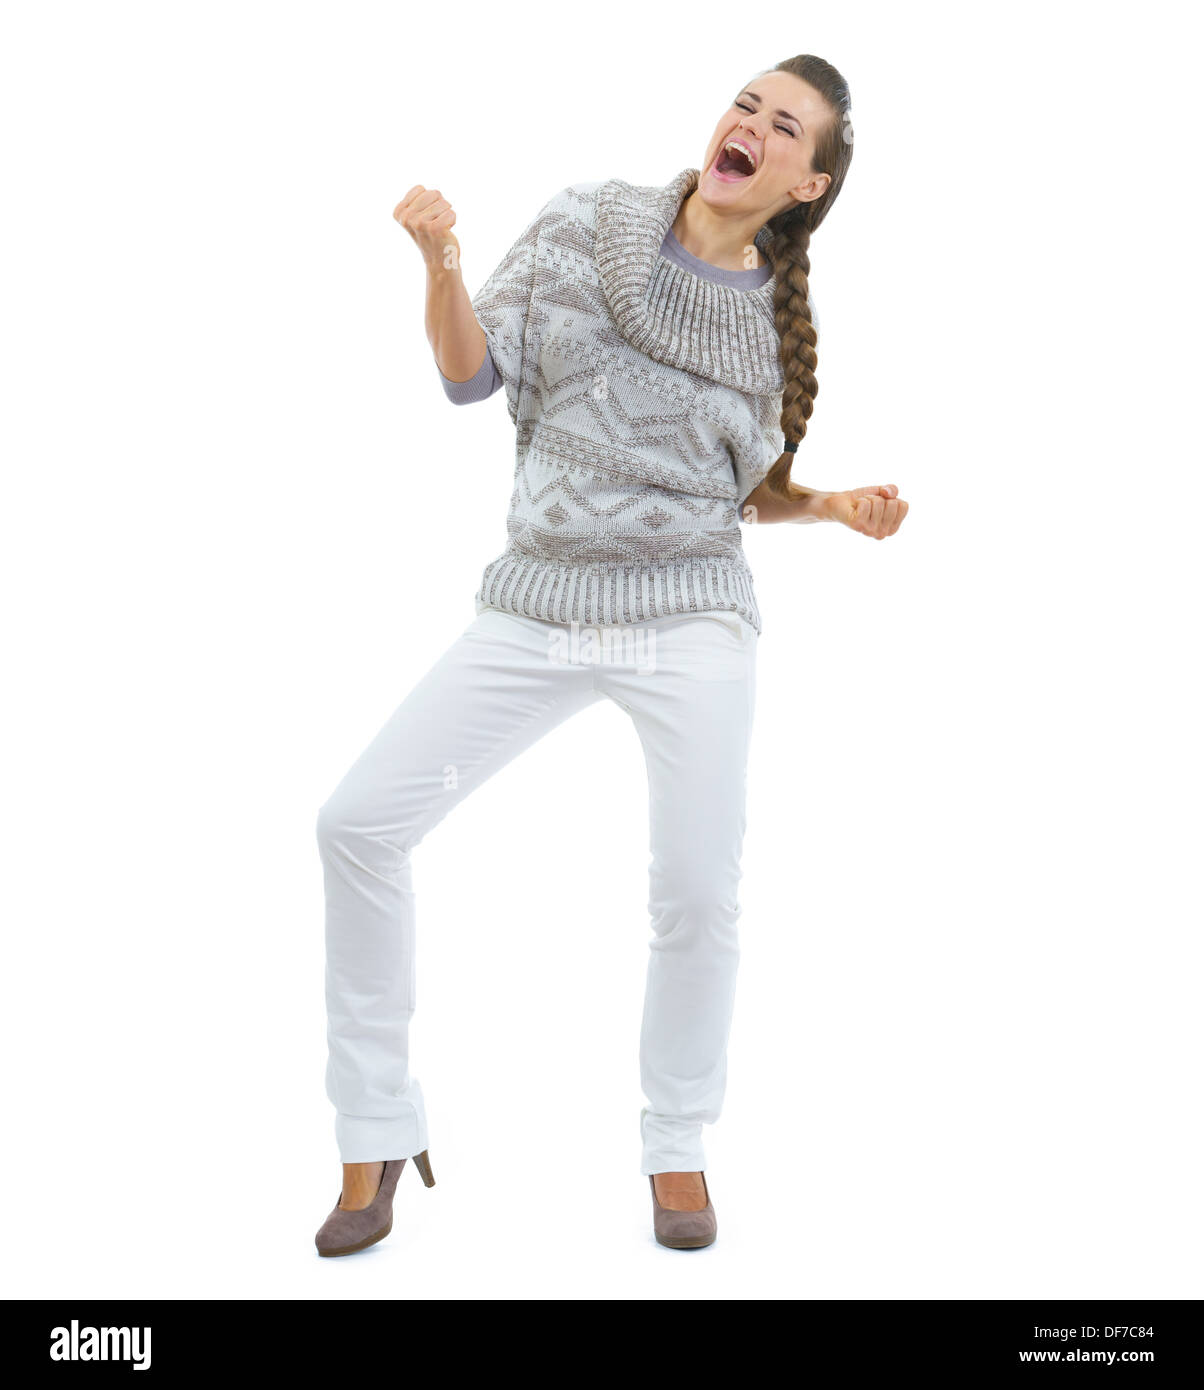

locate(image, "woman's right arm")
[[393, 184, 502, 404]]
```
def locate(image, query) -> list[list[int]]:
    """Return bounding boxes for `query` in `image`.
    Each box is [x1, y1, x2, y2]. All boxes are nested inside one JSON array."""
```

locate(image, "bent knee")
[[316, 798, 383, 861], [315, 795, 426, 873], [647, 889, 742, 946]]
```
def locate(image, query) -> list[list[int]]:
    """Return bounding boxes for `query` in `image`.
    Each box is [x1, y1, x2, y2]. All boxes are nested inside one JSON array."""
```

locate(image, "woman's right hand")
[[394, 186, 461, 273]]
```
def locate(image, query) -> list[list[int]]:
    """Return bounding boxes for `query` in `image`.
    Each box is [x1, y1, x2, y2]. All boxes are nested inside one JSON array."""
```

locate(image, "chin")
[[698, 164, 733, 198], [694, 172, 723, 207]]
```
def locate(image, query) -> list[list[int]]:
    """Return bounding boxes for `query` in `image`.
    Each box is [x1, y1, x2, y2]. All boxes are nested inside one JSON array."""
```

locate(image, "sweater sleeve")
[[468, 187, 566, 426], [437, 343, 503, 404], [732, 390, 787, 517]]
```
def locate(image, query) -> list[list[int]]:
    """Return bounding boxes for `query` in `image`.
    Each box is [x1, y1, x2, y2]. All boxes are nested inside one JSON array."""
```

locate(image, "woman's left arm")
[[741, 480, 909, 538]]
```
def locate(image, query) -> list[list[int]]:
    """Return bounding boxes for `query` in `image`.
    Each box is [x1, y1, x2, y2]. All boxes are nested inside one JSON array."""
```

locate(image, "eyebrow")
[[737, 90, 804, 133]]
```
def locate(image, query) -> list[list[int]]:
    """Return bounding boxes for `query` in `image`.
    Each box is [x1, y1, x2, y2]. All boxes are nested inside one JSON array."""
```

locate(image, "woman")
[[314, 54, 907, 1257]]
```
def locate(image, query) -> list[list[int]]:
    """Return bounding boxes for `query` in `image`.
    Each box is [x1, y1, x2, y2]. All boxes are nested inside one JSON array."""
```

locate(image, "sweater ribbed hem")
[[474, 551, 763, 634]]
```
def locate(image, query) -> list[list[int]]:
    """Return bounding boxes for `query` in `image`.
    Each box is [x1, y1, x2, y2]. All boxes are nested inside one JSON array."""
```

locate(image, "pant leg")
[[316, 609, 602, 1163], [591, 613, 758, 1175]]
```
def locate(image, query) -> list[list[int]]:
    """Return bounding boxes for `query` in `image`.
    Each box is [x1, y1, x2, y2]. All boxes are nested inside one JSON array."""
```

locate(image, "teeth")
[[722, 139, 756, 171]]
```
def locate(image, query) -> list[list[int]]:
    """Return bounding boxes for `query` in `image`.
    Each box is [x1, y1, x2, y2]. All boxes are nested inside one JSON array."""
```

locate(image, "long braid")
[[764, 218, 818, 501]]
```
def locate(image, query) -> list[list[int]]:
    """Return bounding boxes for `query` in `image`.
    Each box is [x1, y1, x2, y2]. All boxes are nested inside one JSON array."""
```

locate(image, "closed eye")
[[734, 100, 795, 137]]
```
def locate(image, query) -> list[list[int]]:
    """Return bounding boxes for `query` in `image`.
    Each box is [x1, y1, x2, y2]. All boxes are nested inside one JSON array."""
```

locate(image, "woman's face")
[[700, 72, 831, 220]]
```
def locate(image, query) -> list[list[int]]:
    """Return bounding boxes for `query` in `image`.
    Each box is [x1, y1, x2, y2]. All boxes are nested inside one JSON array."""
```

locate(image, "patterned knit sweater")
[[438, 166, 816, 635]]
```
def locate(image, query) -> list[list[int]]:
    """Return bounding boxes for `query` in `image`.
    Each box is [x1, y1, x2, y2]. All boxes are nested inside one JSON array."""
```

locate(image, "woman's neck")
[[670, 191, 766, 272]]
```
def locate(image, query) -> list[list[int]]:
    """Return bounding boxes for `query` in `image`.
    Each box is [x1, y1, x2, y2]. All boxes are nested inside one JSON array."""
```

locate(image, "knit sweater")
[[439, 224, 777, 405], [437, 166, 816, 635]]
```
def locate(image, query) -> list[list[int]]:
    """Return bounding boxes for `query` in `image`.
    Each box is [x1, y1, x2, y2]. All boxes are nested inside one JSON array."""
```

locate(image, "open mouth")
[[714, 141, 756, 179]]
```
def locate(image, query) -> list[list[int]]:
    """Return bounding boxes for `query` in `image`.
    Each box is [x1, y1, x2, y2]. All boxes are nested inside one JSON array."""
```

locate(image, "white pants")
[[316, 603, 758, 1175]]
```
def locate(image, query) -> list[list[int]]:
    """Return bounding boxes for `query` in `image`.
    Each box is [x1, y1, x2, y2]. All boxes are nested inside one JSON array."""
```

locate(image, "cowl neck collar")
[[594, 165, 784, 395]]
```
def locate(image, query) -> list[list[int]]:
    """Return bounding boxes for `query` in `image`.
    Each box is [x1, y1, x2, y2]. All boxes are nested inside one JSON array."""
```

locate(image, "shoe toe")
[[314, 1199, 389, 1255], [656, 1208, 716, 1246]]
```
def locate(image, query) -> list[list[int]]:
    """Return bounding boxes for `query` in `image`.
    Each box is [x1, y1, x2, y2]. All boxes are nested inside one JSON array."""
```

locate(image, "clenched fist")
[[394, 185, 461, 273], [824, 483, 908, 538]]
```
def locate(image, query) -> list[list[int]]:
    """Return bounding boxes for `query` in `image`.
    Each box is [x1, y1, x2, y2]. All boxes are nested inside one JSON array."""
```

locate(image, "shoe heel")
[[411, 1148, 436, 1188]]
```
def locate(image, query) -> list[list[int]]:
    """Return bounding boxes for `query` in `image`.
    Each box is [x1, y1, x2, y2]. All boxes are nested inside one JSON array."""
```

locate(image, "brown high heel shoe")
[[649, 1171, 717, 1249], [314, 1150, 436, 1257]]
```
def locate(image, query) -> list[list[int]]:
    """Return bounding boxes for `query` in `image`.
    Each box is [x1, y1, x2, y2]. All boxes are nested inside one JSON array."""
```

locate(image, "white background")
[[2, 0, 1200, 1301]]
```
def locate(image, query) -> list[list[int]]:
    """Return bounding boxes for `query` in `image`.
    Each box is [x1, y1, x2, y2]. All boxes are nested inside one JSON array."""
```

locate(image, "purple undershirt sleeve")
[[437, 344, 504, 404]]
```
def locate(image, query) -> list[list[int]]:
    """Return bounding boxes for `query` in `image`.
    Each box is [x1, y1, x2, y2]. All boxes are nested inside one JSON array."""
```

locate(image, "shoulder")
[[540, 179, 606, 219], [564, 178, 607, 199]]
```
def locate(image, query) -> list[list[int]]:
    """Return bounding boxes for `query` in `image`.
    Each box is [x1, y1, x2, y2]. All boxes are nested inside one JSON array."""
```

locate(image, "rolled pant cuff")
[[640, 1108, 707, 1174], [335, 1108, 428, 1164], [641, 1149, 707, 1175]]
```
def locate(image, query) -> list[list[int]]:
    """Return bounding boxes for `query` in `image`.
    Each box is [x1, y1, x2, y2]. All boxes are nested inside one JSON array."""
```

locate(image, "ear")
[[788, 170, 830, 204]]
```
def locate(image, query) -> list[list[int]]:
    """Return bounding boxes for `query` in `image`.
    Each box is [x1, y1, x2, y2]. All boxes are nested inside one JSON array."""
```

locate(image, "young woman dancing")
[[314, 53, 907, 1257]]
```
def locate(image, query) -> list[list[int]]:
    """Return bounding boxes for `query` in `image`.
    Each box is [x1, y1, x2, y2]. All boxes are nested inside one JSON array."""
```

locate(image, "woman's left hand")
[[823, 484, 909, 538]]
